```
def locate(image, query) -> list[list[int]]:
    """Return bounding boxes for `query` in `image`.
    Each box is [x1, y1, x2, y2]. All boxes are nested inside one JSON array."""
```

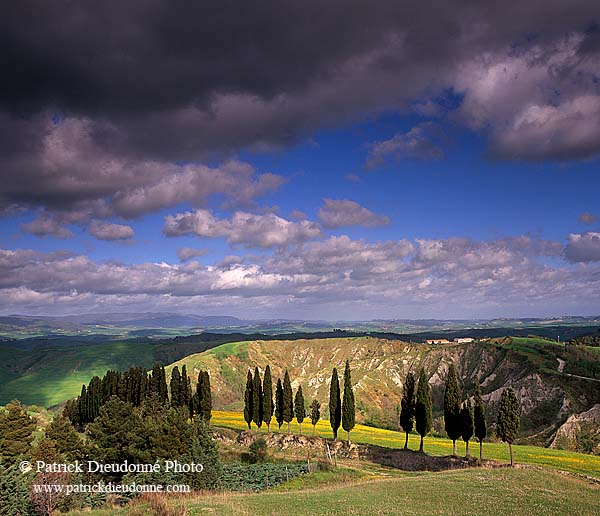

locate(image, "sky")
[[1, 1, 600, 319]]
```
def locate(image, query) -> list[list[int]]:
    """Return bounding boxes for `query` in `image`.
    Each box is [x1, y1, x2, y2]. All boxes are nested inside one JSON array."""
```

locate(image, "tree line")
[[242, 359, 520, 462], [65, 363, 213, 427], [243, 360, 356, 444], [568, 330, 600, 347], [398, 362, 520, 464]]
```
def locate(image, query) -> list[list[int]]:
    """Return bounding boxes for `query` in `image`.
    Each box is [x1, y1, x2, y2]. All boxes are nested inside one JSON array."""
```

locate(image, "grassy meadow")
[[65, 468, 599, 516]]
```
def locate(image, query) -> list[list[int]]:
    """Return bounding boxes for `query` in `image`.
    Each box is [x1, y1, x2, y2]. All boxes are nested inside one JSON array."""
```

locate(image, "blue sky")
[[1, 2, 599, 318]]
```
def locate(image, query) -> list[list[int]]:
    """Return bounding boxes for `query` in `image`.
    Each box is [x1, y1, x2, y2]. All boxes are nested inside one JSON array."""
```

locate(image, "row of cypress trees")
[[67, 363, 212, 427], [244, 365, 302, 433], [443, 362, 520, 464], [443, 363, 488, 459], [399, 369, 433, 452], [243, 360, 356, 443], [328, 360, 355, 444]]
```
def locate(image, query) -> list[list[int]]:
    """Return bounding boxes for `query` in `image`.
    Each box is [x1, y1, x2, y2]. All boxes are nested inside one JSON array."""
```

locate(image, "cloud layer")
[[1, 2, 599, 317], [1, 234, 597, 318]]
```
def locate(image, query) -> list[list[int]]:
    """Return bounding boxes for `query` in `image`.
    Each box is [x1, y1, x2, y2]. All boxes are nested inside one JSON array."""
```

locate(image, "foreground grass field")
[[211, 411, 600, 479], [68, 468, 599, 516]]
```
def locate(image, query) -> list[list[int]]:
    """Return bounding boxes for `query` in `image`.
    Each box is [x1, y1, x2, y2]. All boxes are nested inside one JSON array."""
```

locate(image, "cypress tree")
[[252, 367, 263, 430], [400, 371, 416, 450], [460, 399, 474, 458], [473, 378, 487, 461], [190, 392, 199, 419], [262, 365, 274, 432], [181, 365, 191, 403], [295, 386, 306, 434], [244, 370, 253, 429], [199, 371, 212, 422], [283, 370, 294, 432], [117, 371, 127, 402], [170, 366, 181, 407], [122, 366, 147, 406], [64, 398, 80, 428], [101, 370, 121, 404], [275, 378, 284, 431], [88, 376, 102, 421], [160, 366, 169, 403], [78, 384, 88, 425], [194, 372, 204, 418], [181, 365, 192, 418], [496, 387, 520, 466], [415, 368, 432, 453], [444, 362, 462, 456], [309, 399, 321, 436], [123, 369, 133, 404], [138, 367, 149, 405], [341, 360, 355, 445], [150, 363, 162, 399], [329, 367, 341, 440]]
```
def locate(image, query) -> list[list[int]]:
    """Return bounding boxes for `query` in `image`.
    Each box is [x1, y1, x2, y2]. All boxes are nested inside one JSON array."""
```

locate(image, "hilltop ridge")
[[168, 336, 600, 449]]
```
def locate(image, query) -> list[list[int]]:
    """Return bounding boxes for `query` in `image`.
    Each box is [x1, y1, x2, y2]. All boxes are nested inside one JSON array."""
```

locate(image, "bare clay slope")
[[167, 337, 599, 445]]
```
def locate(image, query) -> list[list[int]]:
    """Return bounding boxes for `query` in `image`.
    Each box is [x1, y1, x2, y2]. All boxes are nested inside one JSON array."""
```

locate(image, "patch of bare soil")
[[359, 443, 480, 471]]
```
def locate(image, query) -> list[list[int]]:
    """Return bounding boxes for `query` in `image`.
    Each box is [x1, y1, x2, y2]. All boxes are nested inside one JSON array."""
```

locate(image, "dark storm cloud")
[[2, 2, 600, 151], [1, 0, 600, 223]]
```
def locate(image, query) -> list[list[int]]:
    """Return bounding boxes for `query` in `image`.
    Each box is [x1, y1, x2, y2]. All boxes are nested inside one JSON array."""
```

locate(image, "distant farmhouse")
[[425, 338, 452, 345], [425, 337, 475, 345]]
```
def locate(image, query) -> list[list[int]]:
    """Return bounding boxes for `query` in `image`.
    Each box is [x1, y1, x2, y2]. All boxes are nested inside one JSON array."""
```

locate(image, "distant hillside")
[[168, 336, 600, 447], [2, 312, 599, 340], [0, 333, 255, 406]]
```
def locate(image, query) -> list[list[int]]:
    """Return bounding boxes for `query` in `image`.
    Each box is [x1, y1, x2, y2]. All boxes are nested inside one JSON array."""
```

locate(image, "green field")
[[65, 468, 598, 516], [0, 341, 157, 406], [211, 411, 600, 479]]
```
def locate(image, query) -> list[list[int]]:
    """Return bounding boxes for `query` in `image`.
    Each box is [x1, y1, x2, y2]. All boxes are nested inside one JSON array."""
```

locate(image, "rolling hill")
[[167, 336, 600, 448]]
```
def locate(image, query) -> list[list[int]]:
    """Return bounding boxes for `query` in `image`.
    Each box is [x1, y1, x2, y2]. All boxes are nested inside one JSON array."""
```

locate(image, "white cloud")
[[366, 122, 444, 168], [455, 36, 600, 160], [164, 209, 322, 248], [318, 199, 389, 228], [177, 247, 208, 261], [565, 233, 600, 263], [20, 215, 73, 239], [89, 221, 134, 241]]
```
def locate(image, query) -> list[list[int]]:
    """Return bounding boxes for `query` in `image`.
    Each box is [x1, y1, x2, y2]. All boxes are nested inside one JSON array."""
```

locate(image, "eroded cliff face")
[[168, 336, 600, 446], [550, 404, 600, 455]]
